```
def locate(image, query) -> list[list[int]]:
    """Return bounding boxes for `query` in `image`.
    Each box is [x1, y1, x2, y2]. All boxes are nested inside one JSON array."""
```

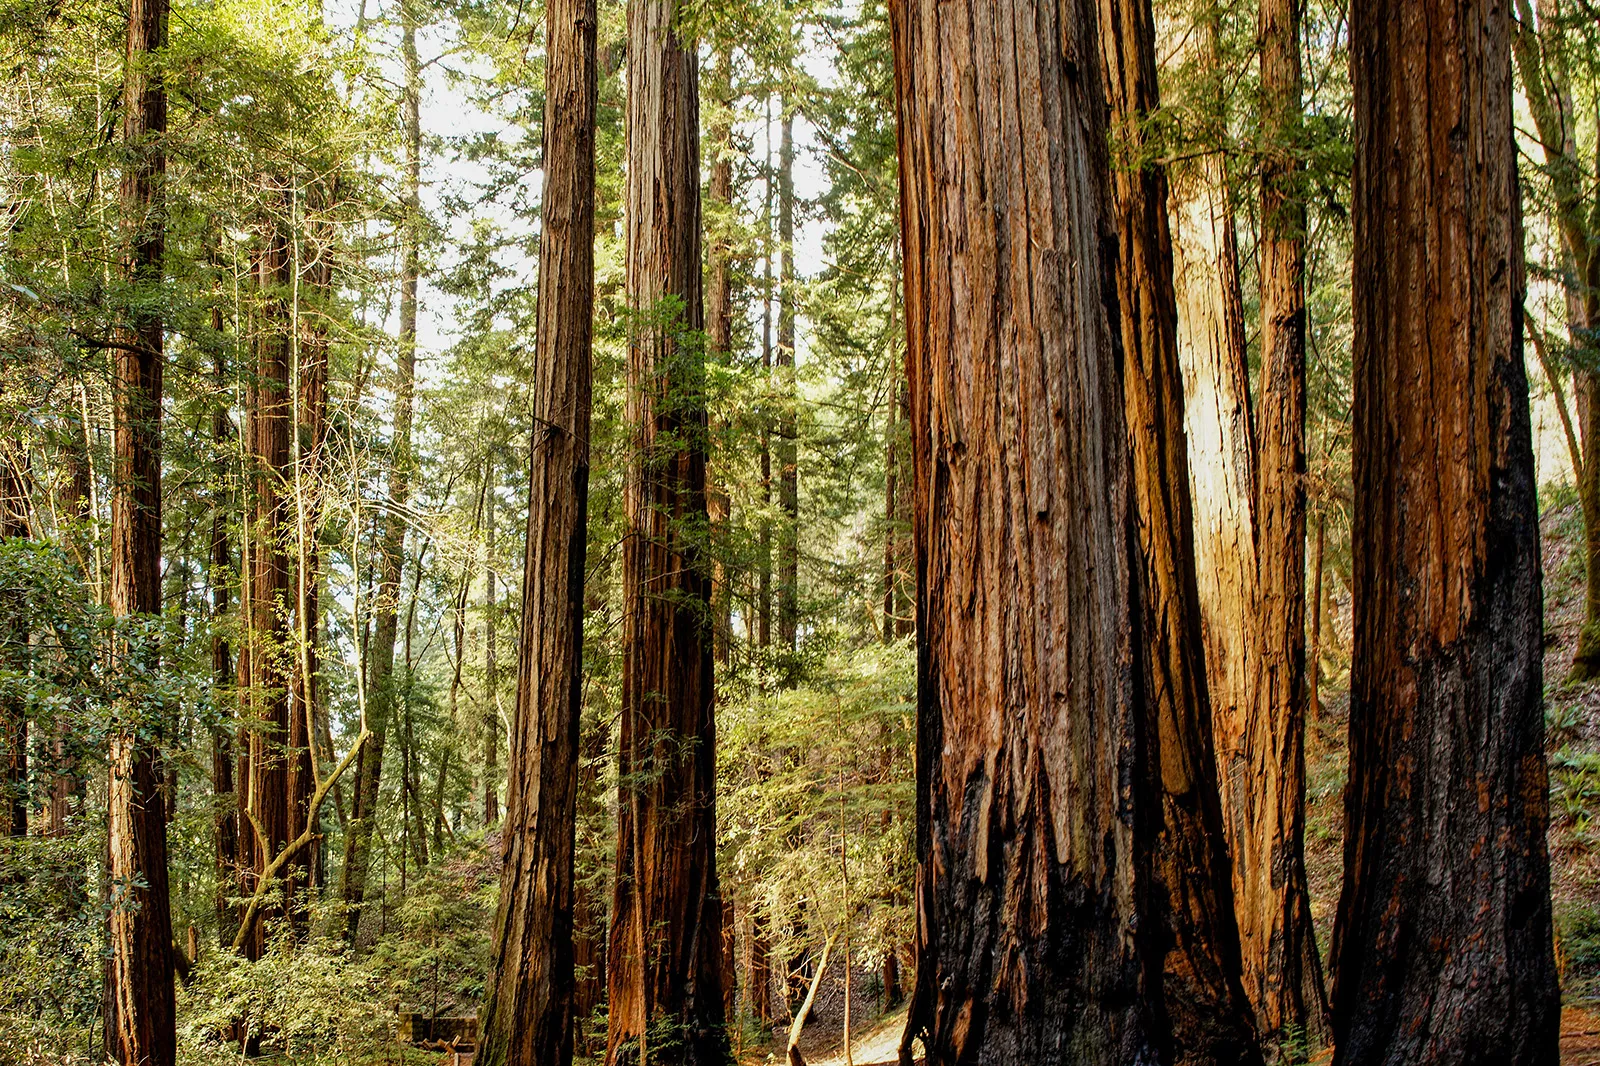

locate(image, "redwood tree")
[[106, 0, 176, 1059], [476, 0, 597, 1053], [1332, 0, 1558, 1061], [891, 0, 1255, 1058], [605, 0, 728, 1057]]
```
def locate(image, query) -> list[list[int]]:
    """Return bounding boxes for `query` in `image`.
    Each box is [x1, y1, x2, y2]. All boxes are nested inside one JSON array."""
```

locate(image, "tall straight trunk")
[[289, 228, 330, 895], [1333, 1, 1559, 1060], [758, 99, 774, 655], [484, 472, 500, 827], [1, 455, 26, 837], [775, 107, 798, 655], [706, 45, 735, 670], [891, 0, 1256, 1058], [210, 339, 240, 949], [607, 0, 728, 1059], [106, 0, 175, 1058], [1511, 0, 1600, 679], [1235, 0, 1328, 1045], [1096, 0, 1262, 1056], [341, 0, 420, 942], [238, 201, 295, 961], [881, 391, 896, 644], [477, 0, 596, 1056]]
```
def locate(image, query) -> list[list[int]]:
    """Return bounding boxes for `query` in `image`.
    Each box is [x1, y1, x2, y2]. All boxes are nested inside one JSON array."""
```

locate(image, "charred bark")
[[1332, 2, 1559, 1061]]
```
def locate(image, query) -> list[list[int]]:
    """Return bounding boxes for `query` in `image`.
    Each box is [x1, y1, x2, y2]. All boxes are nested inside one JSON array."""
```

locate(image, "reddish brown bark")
[[476, 0, 596, 1054], [891, 0, 1257, 1059], [605, 0, 728, 1058], [106, 0, 175, 1058], [1333, 1, 1559, 1061], [237, 203, 295, 960]]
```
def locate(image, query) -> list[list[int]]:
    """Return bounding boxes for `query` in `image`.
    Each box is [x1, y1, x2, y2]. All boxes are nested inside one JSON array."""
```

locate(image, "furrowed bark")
[[1097, 0, 1262, 1057], [476, 0, 597, 1055], [889, 0, 1252, 1057], [106, 0, 176, 1057], [606, 0, 729, 1057], [1333, 1, 1559, 1061]]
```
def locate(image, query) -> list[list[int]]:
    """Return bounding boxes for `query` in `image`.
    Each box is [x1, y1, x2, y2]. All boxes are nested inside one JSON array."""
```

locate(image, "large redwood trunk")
[[890, 0, 1255, 1059], [1332, 1, 1558, 1061], [106, 0, 175, 1059], [476, 0, 596, 1054], [605, 0, 728, 1058], [238, 203, 295, 960]]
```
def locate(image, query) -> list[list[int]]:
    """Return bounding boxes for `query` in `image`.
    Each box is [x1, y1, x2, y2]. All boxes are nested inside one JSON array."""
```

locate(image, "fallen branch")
[[231, 728, 370, 953], [786, 928, 839, 1066]]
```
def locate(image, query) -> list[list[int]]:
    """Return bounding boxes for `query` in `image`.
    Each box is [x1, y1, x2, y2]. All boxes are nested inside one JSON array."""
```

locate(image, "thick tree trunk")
[[606, 0, 728, 1060], [106, 0, 176, 1058], [238, 202, 295, 961], [475, 0, 596, 1055], [1097, 0, 1263, 1057], [891, 0, 1255, 1059], [341, 0, 420, 943], [1332, 1, 1559, 1061]]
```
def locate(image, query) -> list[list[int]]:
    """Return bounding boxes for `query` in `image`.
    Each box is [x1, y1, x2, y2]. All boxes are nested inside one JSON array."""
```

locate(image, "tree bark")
[[475, 0, 596, 1054], [106, 0, 176, 1058], [606, 0, 728, 1059], [341, 0, 420, 943], [706, 44, 735, 670], [776, 106, 799, 656], [210, 338, 240, 950], [1511, 0, 1600, 679], [1, 453, 27, 838], [1332, 1, 1559, 1061], [1097, 0, 1263, 1057], [238, 197, 296, 960], [484, 470, 501, 828], [890, 0, 1256, 1058]]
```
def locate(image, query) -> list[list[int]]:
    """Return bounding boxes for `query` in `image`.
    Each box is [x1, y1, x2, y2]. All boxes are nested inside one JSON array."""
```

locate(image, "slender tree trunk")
[[748, 910, 773, 1029], [289, 212, 331, 898], [606, 0, 728, 1058], [882, 388, 896, 645], [1, 454, 26, 838], [758, 98, 774, 656], [776, 106, 799, 656], [238, 198, 295, 961], [106, 0, 175, 1057], [1332, 1, 1559, 1060], [707, 44, 735, 670], [475, 0, 597, 1057], [1097, 0, 1263, 1057], [1308, 513, 1325, 718], [1511, 0, 1600, 679], [341, 0, 420, 943], [209, 338, 240, 950], [484, 472, 500, 827], [1232, 0, 1330, 1045]]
